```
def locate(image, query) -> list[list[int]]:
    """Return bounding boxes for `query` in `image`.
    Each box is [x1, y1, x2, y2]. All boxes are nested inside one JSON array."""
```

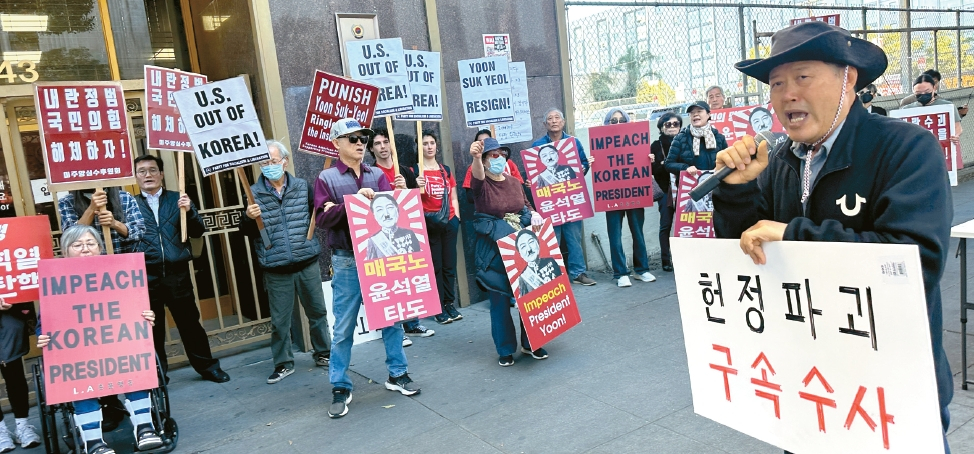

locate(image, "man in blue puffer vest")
[[134, 155, 229, 384], [241, 140, 332, 385]]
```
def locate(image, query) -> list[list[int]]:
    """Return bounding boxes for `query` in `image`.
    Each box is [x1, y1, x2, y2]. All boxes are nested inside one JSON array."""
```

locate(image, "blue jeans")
[[329, 253, 408, 391], [488, 291, 529, 356], [605, 209, 649, 279], [553, 221, 586, 279]]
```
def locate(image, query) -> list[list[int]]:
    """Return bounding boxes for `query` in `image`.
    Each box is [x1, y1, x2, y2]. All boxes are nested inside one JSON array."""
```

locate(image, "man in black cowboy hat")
[[711, 22, 954, 451]]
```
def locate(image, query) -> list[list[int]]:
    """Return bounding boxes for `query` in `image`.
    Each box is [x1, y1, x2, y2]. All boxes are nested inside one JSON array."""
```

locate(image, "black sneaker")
[[662, 263, 674, 272], [384, 373, 421, 396], [315, 352, 330, 367], [498, 355, 514, 367], [86, 440, 116, 454], [521, 347, 549, 360], [433, 313, 452, 325], [444, 303, 463, 321], [135, 424, 163, 450], [266, 365, 293, 384], [404, 324, 435, 337], [328, 388, 352, 418]]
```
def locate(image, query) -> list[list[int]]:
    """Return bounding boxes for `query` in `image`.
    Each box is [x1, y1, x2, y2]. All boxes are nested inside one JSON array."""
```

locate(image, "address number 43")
[[0, 60, 38, 84]]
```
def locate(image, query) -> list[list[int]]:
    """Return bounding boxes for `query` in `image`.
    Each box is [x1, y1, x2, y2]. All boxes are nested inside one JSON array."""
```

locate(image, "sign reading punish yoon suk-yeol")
[[396, 50, 442, 121], [457, 56, 514, 127], [345, 38, 413, 116], [299, 71, 379, 158], [171, 76, 271, 176]]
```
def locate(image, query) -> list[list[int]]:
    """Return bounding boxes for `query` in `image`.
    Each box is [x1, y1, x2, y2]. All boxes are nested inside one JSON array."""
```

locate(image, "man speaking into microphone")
[[711, 22, 954, 450]]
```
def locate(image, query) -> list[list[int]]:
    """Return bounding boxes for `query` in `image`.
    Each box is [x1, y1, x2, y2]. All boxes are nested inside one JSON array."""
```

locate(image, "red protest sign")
[[891, 105, 958, 185], [34, 81, 136, 192], [0, 216, 54, 303], [710, 104, 787, 145], [588, 122, 655, 212], [344, 189, 441, 329], [38, 253, 156, 405], [299, 71, 379, 158], [144, 65, 207, 152], [521, 138, 594, 226], [498, 220, 580, 348], [790, 14, 840, 27], [673, 171, 716, 238]]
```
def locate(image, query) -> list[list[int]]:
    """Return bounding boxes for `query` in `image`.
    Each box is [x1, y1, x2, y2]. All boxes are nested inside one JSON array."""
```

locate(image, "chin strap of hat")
[[801, 64, 849, 204]]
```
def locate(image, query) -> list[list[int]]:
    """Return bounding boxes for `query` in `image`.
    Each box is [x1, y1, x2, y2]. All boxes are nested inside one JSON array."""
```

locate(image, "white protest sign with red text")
[[588, 121, 655, 212], [0, 216, 54, 303], [39, 253, 156, 405], [34, 81, 135, 192], [672, 238, 944, 453], [299, 71, 379, 158], [522, 138, 594, 226], [709, 104, 787, 145], [345, 189, 441, 330], [672, 171, 716, 238], [498, 220, 580, 348], [890, 105, 957, 186], [144, 65, 207, 152]]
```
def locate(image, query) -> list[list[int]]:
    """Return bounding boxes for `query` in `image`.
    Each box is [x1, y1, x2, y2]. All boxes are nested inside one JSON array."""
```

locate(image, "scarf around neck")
[[689, 124, 716, 156]]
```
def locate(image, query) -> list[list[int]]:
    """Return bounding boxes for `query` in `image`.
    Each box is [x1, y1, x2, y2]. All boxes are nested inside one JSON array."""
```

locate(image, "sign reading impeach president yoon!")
[[172, 76, 270, 176], [38, 253, 156, 405]]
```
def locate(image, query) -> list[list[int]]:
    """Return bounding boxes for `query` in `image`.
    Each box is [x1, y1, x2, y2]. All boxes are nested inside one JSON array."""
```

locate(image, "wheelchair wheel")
[[59, 407, 81, 454], [148, 359, 178, 452], [32, 363, 60, 454]]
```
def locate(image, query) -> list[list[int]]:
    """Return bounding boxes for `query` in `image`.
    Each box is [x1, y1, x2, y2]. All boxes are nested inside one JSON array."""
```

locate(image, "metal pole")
[[862, 8, 868, 41], [962, 238, 969, 390], [958, 11, 963, 88], [739, 6, 748, 103], [752, 19, 762, 103], [935, 30, 939, 73]]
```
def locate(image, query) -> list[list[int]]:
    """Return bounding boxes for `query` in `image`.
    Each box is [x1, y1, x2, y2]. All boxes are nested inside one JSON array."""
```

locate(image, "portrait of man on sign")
[[365, 193, 422, 260], [749, 107, 774, 133], [535, 144, 577, 188], [515, 229, 562, 298]]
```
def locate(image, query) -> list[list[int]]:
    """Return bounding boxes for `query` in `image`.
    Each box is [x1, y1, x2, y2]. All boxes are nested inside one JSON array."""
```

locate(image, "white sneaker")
[[402, 335, 413, 347], [0, 425, 13, 453], [14, 420, 40, 448], [635, 271, 657, 282], [617, 276, 632, 287]]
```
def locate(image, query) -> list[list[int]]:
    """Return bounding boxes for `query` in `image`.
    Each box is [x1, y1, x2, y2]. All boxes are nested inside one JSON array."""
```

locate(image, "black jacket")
[[472, 210, 532, 295], [713, 99, 953, 411], [664, 126, 729, 176], [651, 135, 675, 193], [135, 189, 205, 276], [0, 306, 32, 364]]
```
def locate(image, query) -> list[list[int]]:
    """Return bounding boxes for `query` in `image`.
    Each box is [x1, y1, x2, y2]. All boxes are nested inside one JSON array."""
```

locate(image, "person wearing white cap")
[[314, 118, 418, 419]]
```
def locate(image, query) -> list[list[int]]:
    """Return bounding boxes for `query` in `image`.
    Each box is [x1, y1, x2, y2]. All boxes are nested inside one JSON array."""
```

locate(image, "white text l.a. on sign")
[[672, 238, 943, 453]]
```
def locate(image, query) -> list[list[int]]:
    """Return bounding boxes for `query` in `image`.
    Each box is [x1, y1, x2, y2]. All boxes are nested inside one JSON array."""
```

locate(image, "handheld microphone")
[[688, 130, 776, 202]]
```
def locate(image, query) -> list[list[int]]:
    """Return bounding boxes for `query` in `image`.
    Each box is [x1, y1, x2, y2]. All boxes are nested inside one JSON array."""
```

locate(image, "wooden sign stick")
[[387, 117, 400, 177], [307, 157, 333, 240], [236, 167, 271, 249], [96, 186, 114, 255], [417, 121, 425, 193], [178, 153, 188, 242]]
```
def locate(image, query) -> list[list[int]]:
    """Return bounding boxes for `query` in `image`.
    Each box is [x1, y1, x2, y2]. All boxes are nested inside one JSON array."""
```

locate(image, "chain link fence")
[[565, 1, 974, 165]]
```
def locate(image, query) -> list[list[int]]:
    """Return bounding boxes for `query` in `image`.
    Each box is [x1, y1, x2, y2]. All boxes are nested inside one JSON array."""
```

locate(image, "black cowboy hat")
[[735, 22, 887, 91]]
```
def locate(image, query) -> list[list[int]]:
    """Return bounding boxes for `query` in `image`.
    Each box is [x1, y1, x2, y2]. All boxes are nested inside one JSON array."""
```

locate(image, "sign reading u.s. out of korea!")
[[588, 121, 655, 212], [457, 56, 514, 127], [299, 71, 379, 158], [345, 38, 412, 116], [171, 76, 270, 176], [38, 253, 156, 405], [498, 219, 581, 348]]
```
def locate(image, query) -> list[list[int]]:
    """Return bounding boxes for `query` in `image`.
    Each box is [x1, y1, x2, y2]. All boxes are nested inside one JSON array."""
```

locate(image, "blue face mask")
[[261, 164, 284, 181], [488, 157, 507, 174]]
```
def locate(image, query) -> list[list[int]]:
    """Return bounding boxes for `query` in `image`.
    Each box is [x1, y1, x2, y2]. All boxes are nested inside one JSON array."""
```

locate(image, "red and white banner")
[[39, 253, 156, 405], [34, 82, 135, 191], [344, 189, 441, 330], [0, 216, 54, 303], [710, 104, 787, 145], [522, 138, 594, 226], [588, 122, 655, 212], [299, 71, 379, 158], [890, 105, 958, 186], [790, 14, 840, 27], [673, 171, 716, 238], [672, 238, 944, 453], [144, 65, 207, 152], [498, 220, 580, 348]]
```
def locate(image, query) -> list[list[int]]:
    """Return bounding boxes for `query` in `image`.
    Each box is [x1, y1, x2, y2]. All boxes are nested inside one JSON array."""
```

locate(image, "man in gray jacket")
[[242, 140, 331, 384]]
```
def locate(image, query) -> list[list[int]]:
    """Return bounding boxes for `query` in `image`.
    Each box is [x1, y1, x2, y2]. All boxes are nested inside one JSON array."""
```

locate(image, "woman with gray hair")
[[37, 225, 162, 453]]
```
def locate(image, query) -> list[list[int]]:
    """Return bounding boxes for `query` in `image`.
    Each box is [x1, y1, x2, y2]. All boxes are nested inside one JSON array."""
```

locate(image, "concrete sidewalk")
[[46, 178, 974, 453]]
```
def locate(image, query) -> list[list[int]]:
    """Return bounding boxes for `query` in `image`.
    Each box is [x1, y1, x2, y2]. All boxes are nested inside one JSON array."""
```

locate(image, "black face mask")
[[859, 92, 874, 104], [917, 93, 935, 105]]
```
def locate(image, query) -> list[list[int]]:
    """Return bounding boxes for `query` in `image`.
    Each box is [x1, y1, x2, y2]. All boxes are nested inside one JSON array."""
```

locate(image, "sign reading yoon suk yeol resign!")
[[671, 238, 944, 453], [38, 253, 157, 405], [457, 56, 514, 127], [171, 76, 271, 176], [345, 38, 412, 116], [588, 121, 656, 212]]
